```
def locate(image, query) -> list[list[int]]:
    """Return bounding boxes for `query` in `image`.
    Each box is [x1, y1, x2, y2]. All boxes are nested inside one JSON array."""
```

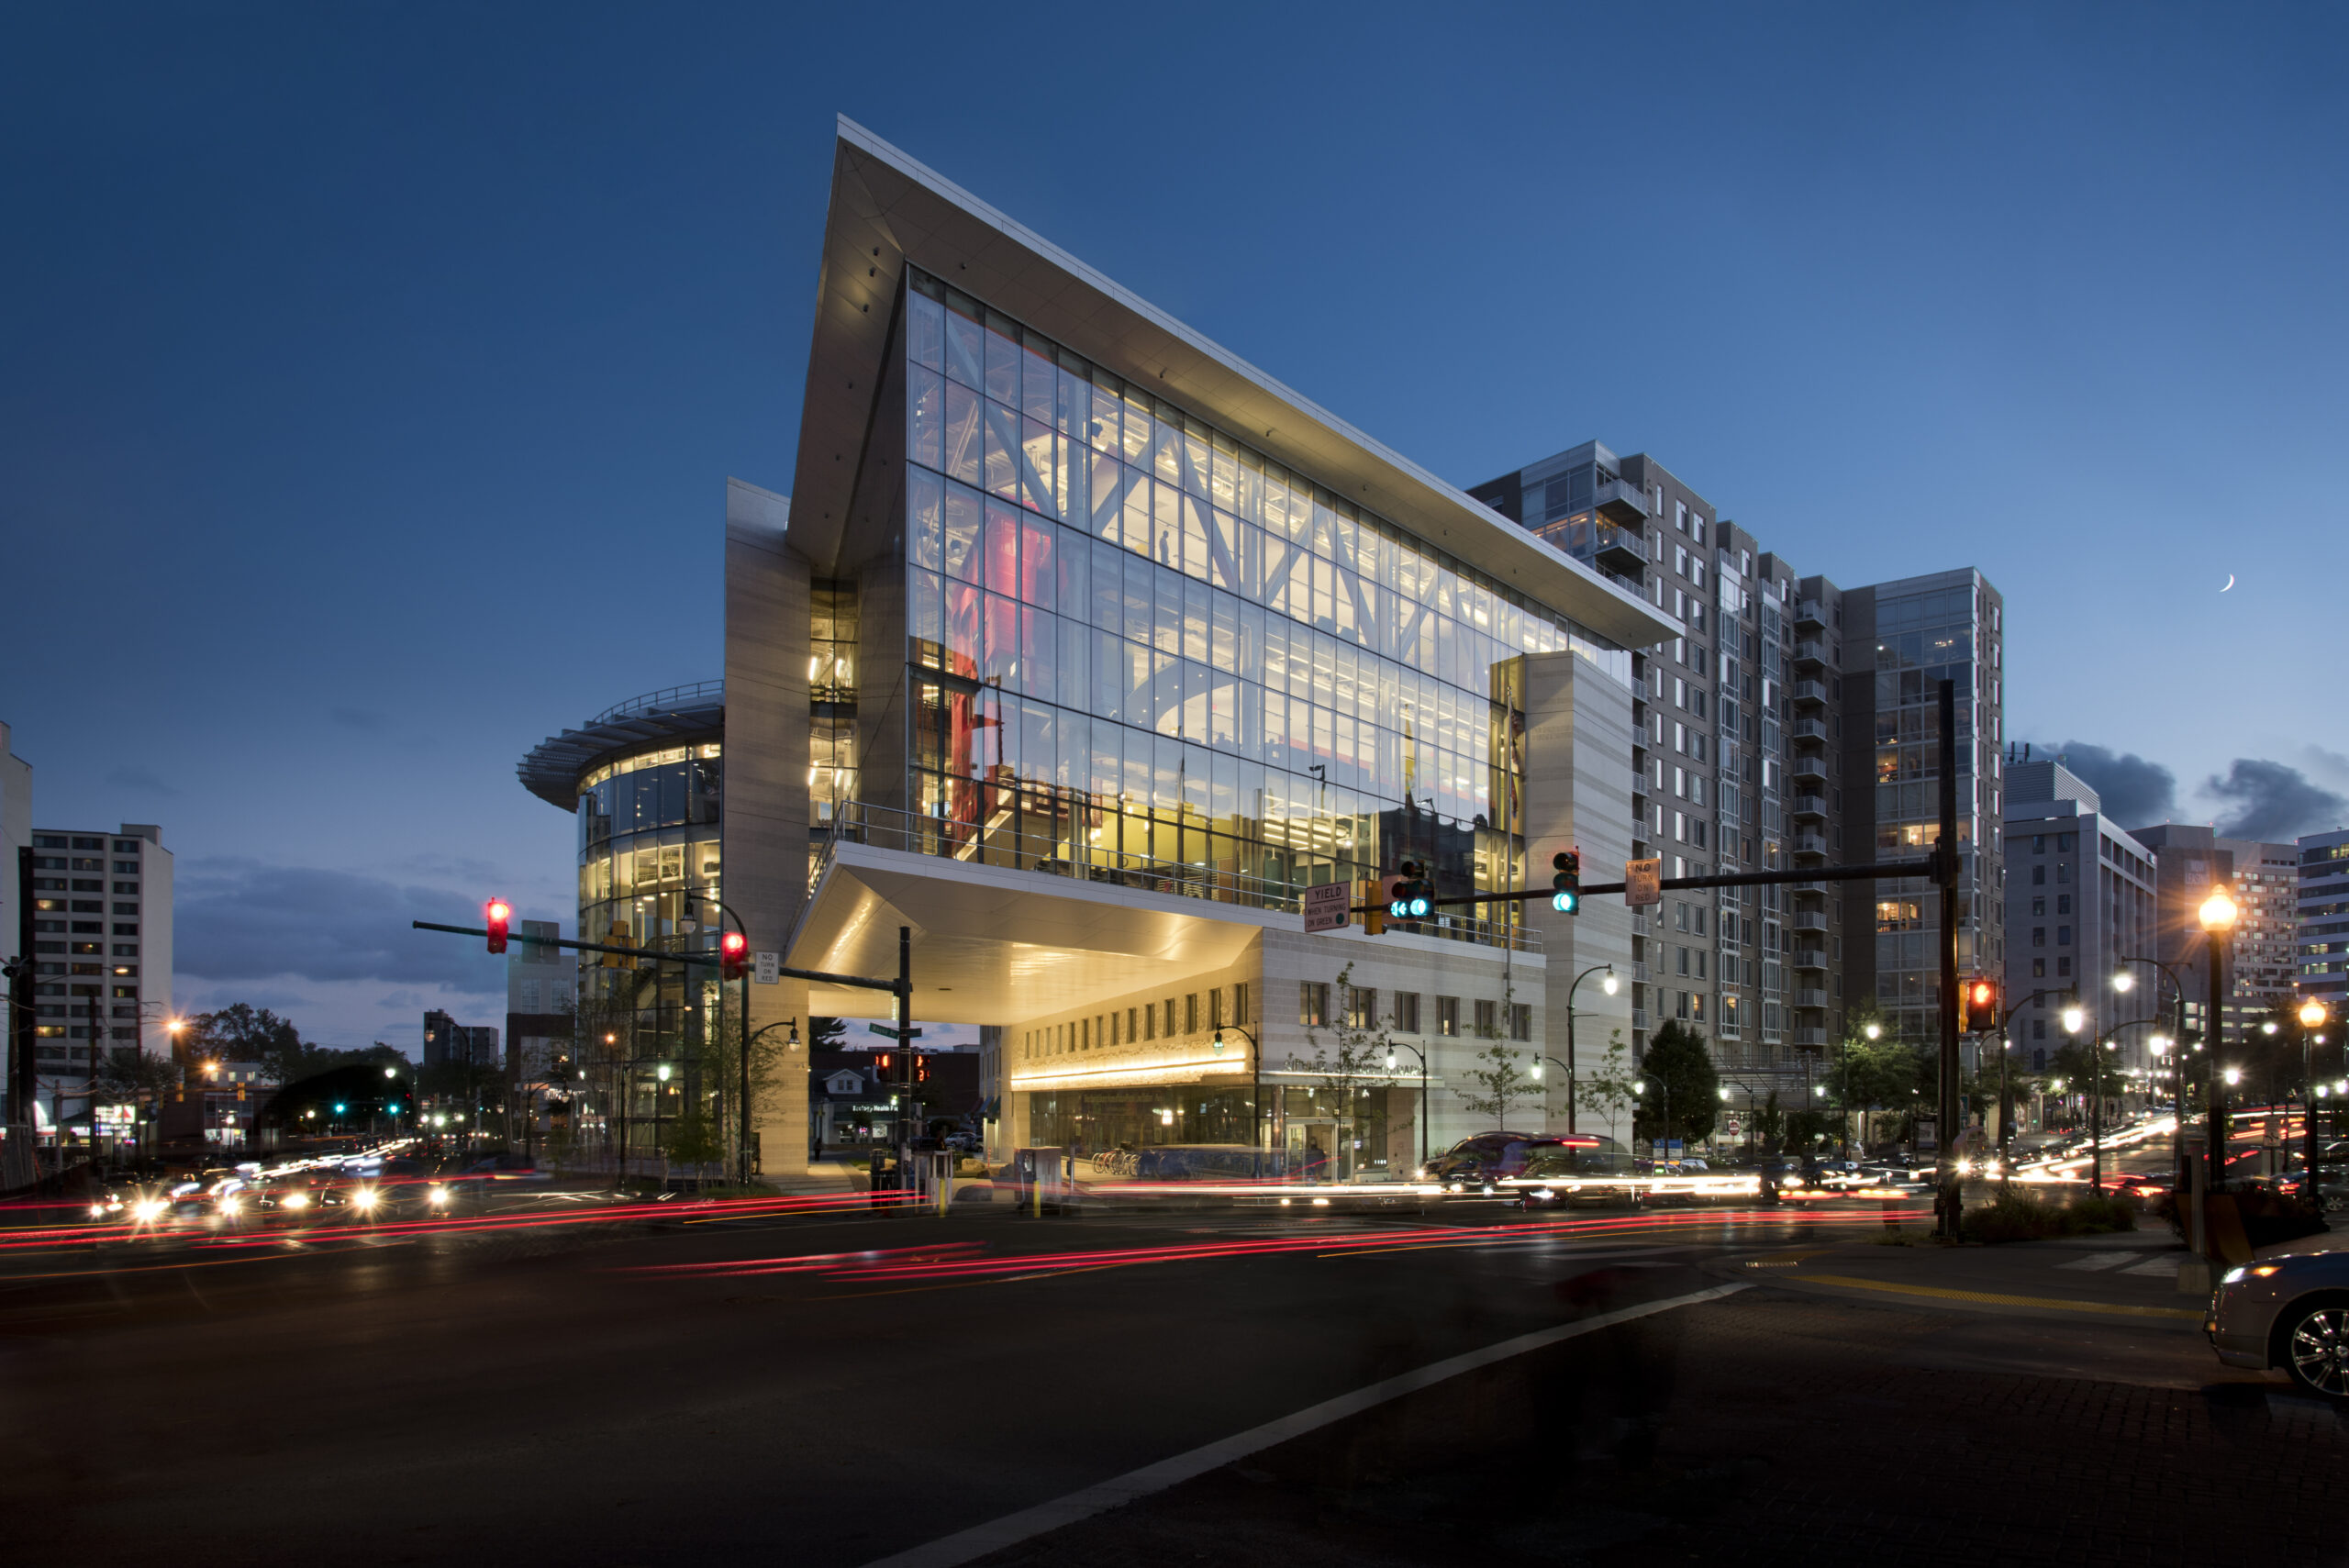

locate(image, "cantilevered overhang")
[[786, 840, 1273, 1022], [786, 840, 1537, 1024], [790, 116, 1681, 653]]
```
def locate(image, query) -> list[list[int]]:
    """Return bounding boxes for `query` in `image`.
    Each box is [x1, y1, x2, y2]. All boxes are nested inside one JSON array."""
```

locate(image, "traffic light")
[[484, 898, 511, 955], [1552, 850, 1581, 915], [1961, 975, 1998, 1031], [1386, 861, 1432, 921], [720, 929, 749, 982], [1361, 879, 1386, 936]]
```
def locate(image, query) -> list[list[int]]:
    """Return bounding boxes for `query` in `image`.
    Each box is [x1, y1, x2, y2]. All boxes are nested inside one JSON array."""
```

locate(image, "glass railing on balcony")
[[808, 800, 1542, 954]]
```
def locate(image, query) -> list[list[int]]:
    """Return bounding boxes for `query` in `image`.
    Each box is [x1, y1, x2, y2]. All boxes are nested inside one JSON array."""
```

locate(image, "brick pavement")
[[959, 1278, 2349, 1567]]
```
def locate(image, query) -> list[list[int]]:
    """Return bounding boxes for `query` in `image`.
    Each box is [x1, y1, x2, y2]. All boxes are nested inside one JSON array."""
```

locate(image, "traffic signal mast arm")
[[407, 919, 902, 996], [1348, 855, 1937, 913]]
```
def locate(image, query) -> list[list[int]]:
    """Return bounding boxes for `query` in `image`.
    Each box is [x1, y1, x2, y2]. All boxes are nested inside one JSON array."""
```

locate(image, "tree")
[[1635, 1021, 1719, 1146], [1752, 1089, 1785, 1152], [1577, 1029, 1640, 1143], [90, 1050, 178, 1106], [807, 1017, 850, 1050], [1286, 962, 1392, 1178], [1459, 1045, 1541, 1128], [185, 1003, 307, 1084]]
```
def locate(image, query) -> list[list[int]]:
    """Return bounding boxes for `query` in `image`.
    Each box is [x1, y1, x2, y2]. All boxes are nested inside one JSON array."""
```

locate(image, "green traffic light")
[[1552, 890, 1579, 914], [333, 1103, 346, 1114]]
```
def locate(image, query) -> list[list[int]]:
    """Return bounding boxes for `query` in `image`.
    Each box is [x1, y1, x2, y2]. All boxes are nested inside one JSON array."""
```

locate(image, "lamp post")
[[2296, 999, 2330, 1195], [1385, 1038, 1430, 1172], [1563, 964, 1618, 1135], [1213, 1022, 1265, 1178], [1630, 1070, 1669, 1166], [746, 1018, 803, 1173], [2199, 887, 2239, 1195]]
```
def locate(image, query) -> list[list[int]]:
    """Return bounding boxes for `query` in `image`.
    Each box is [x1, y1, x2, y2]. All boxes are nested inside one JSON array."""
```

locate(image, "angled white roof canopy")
[[790, 117, 1680, 652]]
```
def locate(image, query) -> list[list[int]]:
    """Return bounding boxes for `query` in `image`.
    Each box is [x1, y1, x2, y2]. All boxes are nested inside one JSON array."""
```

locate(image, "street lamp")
[[1214, 1023, 1266, 1177], [2301, 998, 2331, 1186], [1630, 1071, 1669, 1166], [1563, 963, 1617, 1134], [1385, 1038, 1430, 1172], [2200, 887, 2240, 1194]]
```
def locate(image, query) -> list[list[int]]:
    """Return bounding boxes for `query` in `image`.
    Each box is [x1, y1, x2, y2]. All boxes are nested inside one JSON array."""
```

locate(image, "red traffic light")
[[719, 929, 749, 982], [484, 898, 511, 954], [1960, 976, 1998, 1030]]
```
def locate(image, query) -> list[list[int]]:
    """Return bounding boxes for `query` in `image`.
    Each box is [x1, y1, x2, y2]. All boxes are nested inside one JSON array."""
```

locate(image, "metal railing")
[[595, 681, 725, 726], [810, 800, 1542, 955]]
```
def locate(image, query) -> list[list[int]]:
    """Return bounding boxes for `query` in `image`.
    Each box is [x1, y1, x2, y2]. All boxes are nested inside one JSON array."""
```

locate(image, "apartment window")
[[2031, 897, 2045, 917], [2032, 958, 2046, 977], [2057, 957, 2073, 977], [112, 840, 139, 853], [2032, 835, 2045, 853], [112, 924, 138, 938], [2057, 926, 2072, 946], [1164, 995, 1178, 1034], [33, 835, 66, 850], [1128, 1006, 1139, 1041], [2033, 1018, 2046, 1040], [1300, 983, 1329, 1028], [1437, 996, 1460, 1036], [2057, 862, 2071, 884], [112, 882, 138, 895], [1509, 1004, 1532, 1041], [111, 945, 137, 958], [1208, 989, 1226, 1031], [2032, 928, 2045, 947], [1143, 1003, 1156, 1040], [1475, 999, 1497, 1036], [1185, 993, 1200, 1034], [2056, 895, 2072, 915], [1233, 983, 1249, 1029], [2057, 833, 2076, 851], [2032, 865, 2044, 885], [1395, 992, 1420, 1033], [1347, 985, 1377, 1029]]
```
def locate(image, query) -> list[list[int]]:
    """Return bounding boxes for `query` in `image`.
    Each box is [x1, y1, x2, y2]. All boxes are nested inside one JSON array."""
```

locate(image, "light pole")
[[1563, 963, 1618, 1135], [2199, 887, 2239, 1195], [1214, 1022, 1265, 1177], [2299, 999, 2329, 1193], [1383, 1038, 1431, 1173], [1630, 1070, 1669, 1165], [746, 1018, 803, 1172]]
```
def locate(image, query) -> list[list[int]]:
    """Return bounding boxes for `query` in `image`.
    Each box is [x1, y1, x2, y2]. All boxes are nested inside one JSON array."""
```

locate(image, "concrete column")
[[1521, 651, 1640, 1142], [724, 478, 814, 1179]]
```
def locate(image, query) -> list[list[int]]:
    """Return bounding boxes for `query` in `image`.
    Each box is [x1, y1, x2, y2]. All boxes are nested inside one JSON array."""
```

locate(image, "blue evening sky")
[[4, 4, 2343, 1051]]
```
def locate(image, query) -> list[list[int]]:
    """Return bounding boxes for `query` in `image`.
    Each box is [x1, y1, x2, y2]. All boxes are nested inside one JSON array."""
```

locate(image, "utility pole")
[[1934, 679, 1963, 1240]]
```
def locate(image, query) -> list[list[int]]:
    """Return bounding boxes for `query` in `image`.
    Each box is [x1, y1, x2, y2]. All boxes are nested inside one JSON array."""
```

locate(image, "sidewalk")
[[1728, 1224, 2211, 1324]]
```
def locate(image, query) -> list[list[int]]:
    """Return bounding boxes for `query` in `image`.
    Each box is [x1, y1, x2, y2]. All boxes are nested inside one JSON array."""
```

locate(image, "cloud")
[[2032, 741, 2176, 828], [2203, 760, 2349, 843], [106, 764, 179, 795], [173, 858, 523, 990], [330, 706, 387, 730]]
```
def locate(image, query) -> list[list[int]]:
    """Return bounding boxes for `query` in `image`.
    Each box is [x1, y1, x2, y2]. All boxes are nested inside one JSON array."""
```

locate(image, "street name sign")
[[866, 1022, 925, 1040]]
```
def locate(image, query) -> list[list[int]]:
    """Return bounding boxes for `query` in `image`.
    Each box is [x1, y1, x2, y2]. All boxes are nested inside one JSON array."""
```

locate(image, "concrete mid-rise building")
[[2298, 828, 2349, 1017], [421, 1009, 500, 1072], [25, 822, 172, 1125], [1999, 760, 2159, 1073], [1469, 450, 2006, 1112]]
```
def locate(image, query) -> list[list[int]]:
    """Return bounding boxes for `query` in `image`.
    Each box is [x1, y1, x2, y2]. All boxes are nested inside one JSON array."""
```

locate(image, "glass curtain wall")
[[898, 269, 1627, 905], [1869, 581, 1986, 1042], [576, 742, 724, 1046]]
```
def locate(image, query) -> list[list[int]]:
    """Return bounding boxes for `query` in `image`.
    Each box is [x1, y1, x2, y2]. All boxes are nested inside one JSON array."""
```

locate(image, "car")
[[1506, 1143, 1641, 1208], [2265, 1169, 2349, 1213], [2208, 1245, 2349, 1397], [1419, 1131, 1550, 1191]]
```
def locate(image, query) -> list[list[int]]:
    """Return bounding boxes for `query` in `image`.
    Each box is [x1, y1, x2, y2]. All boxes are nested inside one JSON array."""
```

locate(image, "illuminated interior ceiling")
[[786, 840, 1277, 1023]]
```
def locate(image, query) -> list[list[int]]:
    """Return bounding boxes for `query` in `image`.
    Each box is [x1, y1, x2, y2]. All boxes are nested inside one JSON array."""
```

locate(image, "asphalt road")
[[1, 1193, 2337, 1567]]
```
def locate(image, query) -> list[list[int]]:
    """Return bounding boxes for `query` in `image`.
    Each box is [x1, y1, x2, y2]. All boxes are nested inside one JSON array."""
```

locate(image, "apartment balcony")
[[1793, 948, 1828, 971], [1791, 909, 1829, 934], [1790, 756, 1829, 784], [1788, 878, 1829, 895], [1632, 1009, 1651, 1031], [1795, 598, 1827, 632], [1633, 962, 1650, 984], [1793, 1026, 1828, 1048], [1594, 477, 1650, 526], [1794, 987, 1829, 1009], [1792, 639, 1828, 670], [1790, 679, 1829, 706], [1792, 831, 1829, 858], [1594, 520, 1647, 574], [1789, 794, 1827, 821], [1791, 717, 1828, 742]]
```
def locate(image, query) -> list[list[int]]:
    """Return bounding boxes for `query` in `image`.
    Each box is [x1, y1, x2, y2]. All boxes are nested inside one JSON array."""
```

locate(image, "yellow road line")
[[1795, 1273, 2202, 1319]]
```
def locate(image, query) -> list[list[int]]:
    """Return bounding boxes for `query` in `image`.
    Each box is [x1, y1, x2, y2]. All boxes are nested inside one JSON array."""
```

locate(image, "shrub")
[[1965, 1187, 2136, 1243]]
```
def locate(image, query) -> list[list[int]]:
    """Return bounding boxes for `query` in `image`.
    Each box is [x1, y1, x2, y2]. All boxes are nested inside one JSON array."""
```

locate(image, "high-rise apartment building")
[[1998, 761, 2159, 1072], [1471, 448, 2004, 1108], [2298, 828, 2349, 1016], [2132, 823, 2299, 1051], [505, 918, 577, 1092], [422, 1009, 501, 1071], [25, 822, 173, 1119]]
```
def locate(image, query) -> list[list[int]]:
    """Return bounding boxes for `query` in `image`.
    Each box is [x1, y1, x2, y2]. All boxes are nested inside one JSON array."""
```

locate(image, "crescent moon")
[[2221, 574, 2235, 592]]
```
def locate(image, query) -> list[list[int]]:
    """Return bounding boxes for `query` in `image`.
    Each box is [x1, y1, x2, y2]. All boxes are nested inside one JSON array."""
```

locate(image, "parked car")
[[2208, 1245, 2349, 1397]]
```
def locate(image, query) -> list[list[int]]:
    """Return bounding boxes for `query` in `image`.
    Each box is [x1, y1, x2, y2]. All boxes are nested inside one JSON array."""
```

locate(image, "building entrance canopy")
[[785, 839, 1281, 1023]]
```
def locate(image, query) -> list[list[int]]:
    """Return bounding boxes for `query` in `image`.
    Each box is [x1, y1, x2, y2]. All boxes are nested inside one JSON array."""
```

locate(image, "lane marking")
[[854, 1282, 1750, 1568], [2121, 1255, 2184, 1278], [1795, 1273, 2201, 1319], [2055, 1252, 2129, 1272]]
